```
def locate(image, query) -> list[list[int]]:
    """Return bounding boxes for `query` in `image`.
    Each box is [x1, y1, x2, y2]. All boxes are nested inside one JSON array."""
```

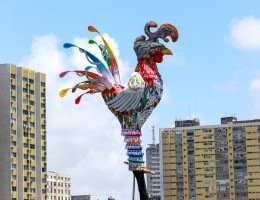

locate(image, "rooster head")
[[134, 21, 178, 63]]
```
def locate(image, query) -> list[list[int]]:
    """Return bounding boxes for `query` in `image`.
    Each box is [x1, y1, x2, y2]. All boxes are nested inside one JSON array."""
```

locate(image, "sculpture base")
[[124, 161, 155, 174]]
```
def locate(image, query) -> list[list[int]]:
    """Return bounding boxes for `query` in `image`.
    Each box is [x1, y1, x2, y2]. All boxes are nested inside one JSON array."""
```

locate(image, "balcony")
[[247, 153, 259, 159], [11, 123, 17, 131], [11, 169, 17, 176], [10, 134, 16, 142], [11, 191, 17, 198], [11, 90, 16, 96], [30, 138, 35, 145], [23, 137, 29, 144], [11, 157, 17, 164], [30, 160, 36, 167], [246, 132, 258, 139], [30, 149, 36, 156], [41, 140, 46, 146], [11, 180, 17, 187], [30, 171, 36, 177], [11, 146, 17, 153]]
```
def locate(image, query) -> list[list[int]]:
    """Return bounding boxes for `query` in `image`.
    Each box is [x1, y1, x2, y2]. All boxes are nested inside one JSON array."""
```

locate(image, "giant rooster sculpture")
[[59, 21, 178, 200]]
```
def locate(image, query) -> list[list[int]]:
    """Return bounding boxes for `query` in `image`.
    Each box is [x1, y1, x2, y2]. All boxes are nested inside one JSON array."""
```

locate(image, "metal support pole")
[[132, 173, 135, 200]]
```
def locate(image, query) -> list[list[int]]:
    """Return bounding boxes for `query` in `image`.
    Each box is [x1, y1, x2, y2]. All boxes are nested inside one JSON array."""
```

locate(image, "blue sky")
[[2, 0, 260, 124], [1, 0, 260, 199]]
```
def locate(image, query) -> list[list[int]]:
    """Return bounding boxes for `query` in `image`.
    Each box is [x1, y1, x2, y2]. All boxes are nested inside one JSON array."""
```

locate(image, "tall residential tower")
[[146, 143, 161, 199], [0, 64, 47, 200], [160, 117, 260, 200], [146, 125, 161, 199]]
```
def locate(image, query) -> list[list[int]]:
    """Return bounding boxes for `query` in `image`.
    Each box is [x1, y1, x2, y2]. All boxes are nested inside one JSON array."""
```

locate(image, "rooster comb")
[[134, 21, 178, 59]]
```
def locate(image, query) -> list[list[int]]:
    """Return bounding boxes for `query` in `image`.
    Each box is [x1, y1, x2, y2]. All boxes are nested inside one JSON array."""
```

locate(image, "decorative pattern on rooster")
[[59, 21, 178, 198]]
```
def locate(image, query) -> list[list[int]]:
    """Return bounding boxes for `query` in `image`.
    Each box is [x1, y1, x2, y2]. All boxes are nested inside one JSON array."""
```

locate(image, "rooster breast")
[[137, 78, 163, 128]]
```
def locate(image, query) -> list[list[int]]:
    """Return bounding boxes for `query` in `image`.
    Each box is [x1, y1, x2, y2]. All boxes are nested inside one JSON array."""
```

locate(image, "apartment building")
[[146, 143, 161, 199], [160, 117, 260, 200], [0, 64, 47, 200], [71, 195, 99, 200], [47, 171, 71, 200]]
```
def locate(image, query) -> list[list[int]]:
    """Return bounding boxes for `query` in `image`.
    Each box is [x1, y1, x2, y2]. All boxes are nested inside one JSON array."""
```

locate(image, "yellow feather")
[[88, 26, 98, 33], [78, 84, 88, 90], [59, 88, 71, 97]]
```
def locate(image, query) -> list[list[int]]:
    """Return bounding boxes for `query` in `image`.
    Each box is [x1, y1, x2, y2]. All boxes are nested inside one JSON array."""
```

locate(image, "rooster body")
[[59, 21, 178, 199], [101, 57, 165, 169]]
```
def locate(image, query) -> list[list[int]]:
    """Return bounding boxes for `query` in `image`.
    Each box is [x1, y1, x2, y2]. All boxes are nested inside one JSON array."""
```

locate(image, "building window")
[[23, 110, 29, 115], [23, 88, 28, 93], [23, 99, 29, 104], [11, 107, 16, 113], [24, 132, 29, 137], [29, 89, 34, 95]]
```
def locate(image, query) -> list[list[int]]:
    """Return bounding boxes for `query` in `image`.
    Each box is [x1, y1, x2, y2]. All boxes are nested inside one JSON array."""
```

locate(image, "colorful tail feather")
[[88, 26, 121, 85], [59, 27, 122, 104]]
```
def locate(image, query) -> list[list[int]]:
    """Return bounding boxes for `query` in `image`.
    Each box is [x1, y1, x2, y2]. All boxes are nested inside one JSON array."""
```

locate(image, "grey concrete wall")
[[16, 67, 23, 200], [35, 72, 42, 199], [0, 64, 12, 199]]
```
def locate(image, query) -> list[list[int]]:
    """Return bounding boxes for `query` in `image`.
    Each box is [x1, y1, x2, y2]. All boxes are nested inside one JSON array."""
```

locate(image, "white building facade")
[[47, 171, 71, 200]]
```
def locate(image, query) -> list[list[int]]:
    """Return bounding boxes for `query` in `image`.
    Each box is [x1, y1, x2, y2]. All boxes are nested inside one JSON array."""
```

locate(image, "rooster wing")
[[106, 72, 146, 112]]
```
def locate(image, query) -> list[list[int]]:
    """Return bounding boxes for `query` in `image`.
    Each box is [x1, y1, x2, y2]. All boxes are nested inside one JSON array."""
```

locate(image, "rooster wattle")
[[59, 21, 178, 199]]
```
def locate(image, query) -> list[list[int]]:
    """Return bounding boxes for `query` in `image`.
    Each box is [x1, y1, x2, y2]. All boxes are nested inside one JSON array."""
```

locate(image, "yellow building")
[[160, 117, 260, 200], [0, 64, 47, 200]]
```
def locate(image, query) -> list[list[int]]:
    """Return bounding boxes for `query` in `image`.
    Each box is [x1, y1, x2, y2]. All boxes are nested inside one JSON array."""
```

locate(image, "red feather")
[[59, 71, 70, 78]]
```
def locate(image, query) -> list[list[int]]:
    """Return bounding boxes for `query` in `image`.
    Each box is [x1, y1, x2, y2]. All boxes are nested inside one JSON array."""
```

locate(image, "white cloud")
[[250, 78, 260, 117], [229, 16, 260, 50], [20, 33, 136, 199]]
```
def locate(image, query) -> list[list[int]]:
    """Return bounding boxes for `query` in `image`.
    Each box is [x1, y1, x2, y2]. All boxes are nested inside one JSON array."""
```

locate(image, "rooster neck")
[[135, 58, 161, 87]]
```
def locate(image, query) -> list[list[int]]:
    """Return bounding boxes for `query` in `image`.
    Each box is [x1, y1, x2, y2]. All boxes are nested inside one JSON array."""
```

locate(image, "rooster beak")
[[162, 48, 173, 55]]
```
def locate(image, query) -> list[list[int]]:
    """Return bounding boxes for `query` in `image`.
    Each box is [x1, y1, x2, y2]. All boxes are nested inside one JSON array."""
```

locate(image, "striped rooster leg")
[[122, 129, 144, 169]]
